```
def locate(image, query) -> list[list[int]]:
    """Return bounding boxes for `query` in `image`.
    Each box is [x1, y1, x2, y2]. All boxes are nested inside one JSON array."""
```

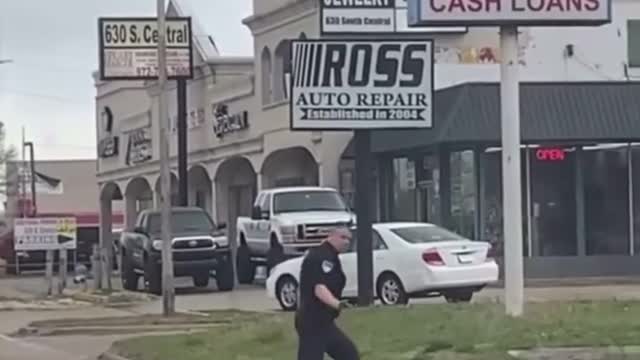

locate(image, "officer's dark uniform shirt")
[[296, 241, 346, 329]]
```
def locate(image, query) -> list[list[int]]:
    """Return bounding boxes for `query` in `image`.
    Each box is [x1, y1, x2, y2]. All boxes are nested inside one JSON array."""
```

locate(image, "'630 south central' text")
[[101, 21, 190, 47]]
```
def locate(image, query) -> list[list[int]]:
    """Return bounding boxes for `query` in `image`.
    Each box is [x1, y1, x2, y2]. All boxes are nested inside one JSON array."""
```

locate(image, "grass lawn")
[[113, 300, 640, 360]]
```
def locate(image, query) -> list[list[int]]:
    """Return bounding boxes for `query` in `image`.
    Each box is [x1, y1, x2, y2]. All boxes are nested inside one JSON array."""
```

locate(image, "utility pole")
[[157, 0, 175, 316]]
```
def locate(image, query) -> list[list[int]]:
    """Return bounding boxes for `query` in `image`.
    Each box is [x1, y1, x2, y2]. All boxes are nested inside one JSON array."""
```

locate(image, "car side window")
[[347, 230, 387, 252], [261, 194, 272, 214], [255, 193, 264, 208], [373, 230, 388, 250]]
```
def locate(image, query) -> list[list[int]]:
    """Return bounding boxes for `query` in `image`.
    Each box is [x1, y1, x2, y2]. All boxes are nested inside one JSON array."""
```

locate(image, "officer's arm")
[[315, 284, 341, 310]]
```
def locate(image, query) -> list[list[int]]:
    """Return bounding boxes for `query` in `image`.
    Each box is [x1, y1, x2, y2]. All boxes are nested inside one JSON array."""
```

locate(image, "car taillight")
[[422, 249, 444, 266]]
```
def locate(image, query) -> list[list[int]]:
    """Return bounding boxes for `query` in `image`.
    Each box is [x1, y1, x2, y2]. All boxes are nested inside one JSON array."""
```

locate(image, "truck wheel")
[[216, 259, 235, 292], [193, 273, 210, 288], [266, 241, 285, 276], [121, 255, 139, 291], [236, 241, 255, 284], [144, 259, 162, 296]]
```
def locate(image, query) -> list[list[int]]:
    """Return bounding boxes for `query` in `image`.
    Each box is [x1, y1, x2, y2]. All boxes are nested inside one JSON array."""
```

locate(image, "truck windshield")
[[273, 191, 348, 213], [147, 211, 215, 234]]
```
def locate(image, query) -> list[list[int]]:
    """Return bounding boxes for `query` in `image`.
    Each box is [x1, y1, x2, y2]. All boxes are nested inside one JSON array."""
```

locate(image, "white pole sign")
[[14, 217, 77, 251], [289, 39, 434, 130], [408, 0, 611, 26], [321, 0, 467, 34], [98, 17, 193, 80]]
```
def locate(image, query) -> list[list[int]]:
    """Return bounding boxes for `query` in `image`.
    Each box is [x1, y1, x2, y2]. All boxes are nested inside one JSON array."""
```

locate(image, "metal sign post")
[[407, 0, 612, 316], [499, 25, 524, 316], [156, 0, 175, 317], [98, 11, 193, 317]]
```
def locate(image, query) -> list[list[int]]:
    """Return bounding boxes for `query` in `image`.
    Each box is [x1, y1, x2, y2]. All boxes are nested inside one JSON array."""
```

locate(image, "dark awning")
[[371, 81, 640, 153]]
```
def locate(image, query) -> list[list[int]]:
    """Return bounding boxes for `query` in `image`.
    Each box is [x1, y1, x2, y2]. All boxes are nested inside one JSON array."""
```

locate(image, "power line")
[[0, 88, 91, 105]]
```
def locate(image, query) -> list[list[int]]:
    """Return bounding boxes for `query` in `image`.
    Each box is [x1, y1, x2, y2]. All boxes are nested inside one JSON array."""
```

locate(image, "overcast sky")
[[0, 0, 253, 160]]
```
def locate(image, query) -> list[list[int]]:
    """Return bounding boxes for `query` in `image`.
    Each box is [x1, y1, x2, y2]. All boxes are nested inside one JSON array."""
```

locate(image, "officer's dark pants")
[[295, 318, 359, 360]]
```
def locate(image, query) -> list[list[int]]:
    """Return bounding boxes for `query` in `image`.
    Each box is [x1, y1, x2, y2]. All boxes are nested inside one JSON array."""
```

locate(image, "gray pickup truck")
[[119, 207, 233, 295]]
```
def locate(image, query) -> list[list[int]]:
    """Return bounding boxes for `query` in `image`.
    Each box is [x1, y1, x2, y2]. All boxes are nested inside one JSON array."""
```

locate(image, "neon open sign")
[[536, 148, 565, 161]]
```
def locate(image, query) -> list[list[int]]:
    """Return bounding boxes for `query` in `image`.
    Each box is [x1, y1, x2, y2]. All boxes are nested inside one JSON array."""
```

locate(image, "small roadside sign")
[[14, 217, 78, 251]]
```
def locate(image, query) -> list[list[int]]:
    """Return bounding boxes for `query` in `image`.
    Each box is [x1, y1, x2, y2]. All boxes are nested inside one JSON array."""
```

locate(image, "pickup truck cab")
[[235, 186, 355, 284], [119, 207, 233, 294]]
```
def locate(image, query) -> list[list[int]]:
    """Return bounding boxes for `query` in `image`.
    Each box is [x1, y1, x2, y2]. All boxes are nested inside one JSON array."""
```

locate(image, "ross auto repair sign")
[[407, 0, 611, 26], [289, 39, 434, 130]]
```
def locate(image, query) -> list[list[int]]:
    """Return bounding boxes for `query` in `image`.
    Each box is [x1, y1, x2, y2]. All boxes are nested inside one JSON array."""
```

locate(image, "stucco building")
[[96, 0, 640, 278]]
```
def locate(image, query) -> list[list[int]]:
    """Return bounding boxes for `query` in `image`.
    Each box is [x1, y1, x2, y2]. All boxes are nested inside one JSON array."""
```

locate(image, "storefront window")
[[632, 145, 640, 255], [482, 148, 529, 256], [583, 145, 629, 255], [450, 150, 476, 239], [529, 146, 576, 256], [392, 157, 417, 221]]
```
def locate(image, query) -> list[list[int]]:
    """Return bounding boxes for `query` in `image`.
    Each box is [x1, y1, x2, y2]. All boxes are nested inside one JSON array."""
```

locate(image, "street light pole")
[[157, 0, 175, 316]]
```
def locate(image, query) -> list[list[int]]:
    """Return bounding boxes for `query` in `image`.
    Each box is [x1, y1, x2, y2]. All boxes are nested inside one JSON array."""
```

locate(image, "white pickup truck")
[[235, 186, 355, 284]]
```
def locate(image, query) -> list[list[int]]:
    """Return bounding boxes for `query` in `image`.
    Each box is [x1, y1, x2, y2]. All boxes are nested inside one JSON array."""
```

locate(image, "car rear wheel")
[[144, 258, 162, 296], [444, 288, 474, 303], [193, 273, 210, 288], [377, 272, 409, 306], [236, 240, 255, 284], [216, 260, 235, 292], [121, 254, 139, 291], [266, 238, 285, 276], [276, 276, 298, 312]]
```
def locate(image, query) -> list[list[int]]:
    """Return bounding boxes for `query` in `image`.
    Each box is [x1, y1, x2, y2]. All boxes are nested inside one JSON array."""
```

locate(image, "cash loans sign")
[[407, 0, 611, 26]]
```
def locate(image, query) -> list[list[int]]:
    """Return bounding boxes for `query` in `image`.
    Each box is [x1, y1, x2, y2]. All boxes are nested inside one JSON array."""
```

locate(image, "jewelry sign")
[[98, 17, 194, 80], [321, 0, 466, 34]]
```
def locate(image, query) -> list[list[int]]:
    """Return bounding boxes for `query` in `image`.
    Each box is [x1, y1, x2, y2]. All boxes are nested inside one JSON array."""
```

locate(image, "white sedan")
[[266, 222, 499, 311]]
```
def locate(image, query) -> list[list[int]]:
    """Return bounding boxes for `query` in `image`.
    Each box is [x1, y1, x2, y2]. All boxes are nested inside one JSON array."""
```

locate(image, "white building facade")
[[95, 0, 640, 276]]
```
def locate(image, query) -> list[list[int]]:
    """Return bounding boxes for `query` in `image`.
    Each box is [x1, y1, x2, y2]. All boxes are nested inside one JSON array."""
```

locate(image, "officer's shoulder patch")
[[321, 260, 334, 273]]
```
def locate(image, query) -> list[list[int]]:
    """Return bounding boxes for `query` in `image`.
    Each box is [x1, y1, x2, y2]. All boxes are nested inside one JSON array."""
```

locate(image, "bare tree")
[[0, 122, 17, 196]]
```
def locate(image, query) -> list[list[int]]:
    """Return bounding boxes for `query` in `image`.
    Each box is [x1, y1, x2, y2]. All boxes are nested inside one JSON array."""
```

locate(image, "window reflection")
[[450, 150, 476, 239], [392, 158, 417, 221], [482, 148, 528, 257], [530, 146, 576, 256], [583, 144, 629, 255]]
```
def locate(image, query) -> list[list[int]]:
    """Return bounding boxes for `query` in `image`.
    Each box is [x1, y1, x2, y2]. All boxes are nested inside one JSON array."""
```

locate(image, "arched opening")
[[188, 165, 212, 215], [154, 172, 179, 207], [125, 177, 153, 229], [273, 40, 290, 102], [99, 181, 125, 279], [261, 47, 272, 105], [215, 157, 257, 252], [261, 147, 319, 189]]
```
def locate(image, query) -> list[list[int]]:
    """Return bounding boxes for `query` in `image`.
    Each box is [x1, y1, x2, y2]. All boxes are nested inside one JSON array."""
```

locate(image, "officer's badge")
[[322, 260, 334, 273]]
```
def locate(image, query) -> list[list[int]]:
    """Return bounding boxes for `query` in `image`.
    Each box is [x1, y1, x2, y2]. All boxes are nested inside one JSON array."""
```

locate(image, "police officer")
[[295, 227, 359, 360]]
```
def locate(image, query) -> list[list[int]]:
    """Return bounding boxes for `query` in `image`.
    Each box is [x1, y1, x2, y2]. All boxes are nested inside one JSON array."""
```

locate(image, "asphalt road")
[[5, 274, 640, 360]]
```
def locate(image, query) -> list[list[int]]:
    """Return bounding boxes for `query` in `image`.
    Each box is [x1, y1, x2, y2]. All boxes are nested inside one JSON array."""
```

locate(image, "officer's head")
[[327, 227, 352, 253]]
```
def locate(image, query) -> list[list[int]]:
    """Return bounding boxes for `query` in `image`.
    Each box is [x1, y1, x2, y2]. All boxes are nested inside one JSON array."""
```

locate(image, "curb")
[[98, 351, 130, 360]]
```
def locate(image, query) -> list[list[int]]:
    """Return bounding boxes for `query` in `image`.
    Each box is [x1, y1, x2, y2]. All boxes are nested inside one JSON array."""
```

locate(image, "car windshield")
[[273, 191, 348, 213], [147, 211, 215, 234], [390, 225, 466, 244]]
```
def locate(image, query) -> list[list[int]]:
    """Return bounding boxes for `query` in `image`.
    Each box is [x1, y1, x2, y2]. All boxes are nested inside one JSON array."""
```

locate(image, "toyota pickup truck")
[[235, 187, 355, 284], [119, 207, 233, 295]]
